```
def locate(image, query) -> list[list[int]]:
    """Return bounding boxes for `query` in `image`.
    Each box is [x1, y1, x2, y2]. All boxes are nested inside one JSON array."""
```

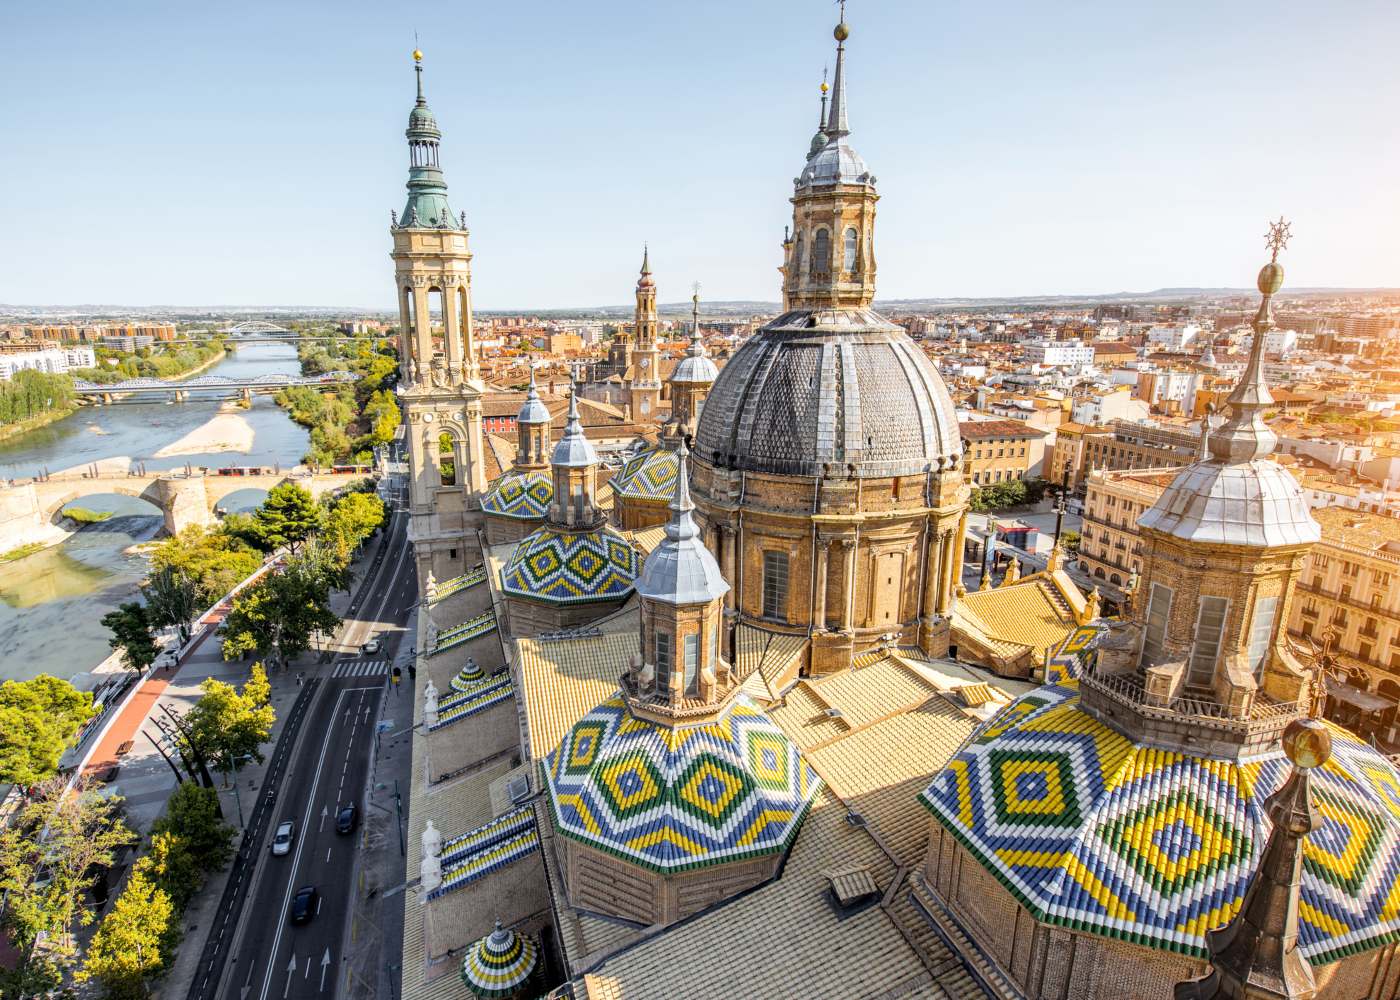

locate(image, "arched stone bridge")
[[71, 371, 356, 402], [0, 467, 370, 552]]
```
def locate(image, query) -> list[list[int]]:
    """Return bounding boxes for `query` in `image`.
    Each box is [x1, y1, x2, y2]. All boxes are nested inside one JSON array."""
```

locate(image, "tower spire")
[[826, 3, 851, 138], [1208, 218, 1290, 465]]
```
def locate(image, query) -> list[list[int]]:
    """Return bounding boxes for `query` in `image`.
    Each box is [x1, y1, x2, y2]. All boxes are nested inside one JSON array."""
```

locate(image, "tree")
[[149, 524, 262, 606], [220, 559, 339, 668], [1060, 529, 1082, 554], [179, 666, 275, 787], [246, 482, 322, 553], [0, 780, 133, 997], [79, 862, 175, 1000], [321, 491, 386, 569], [143, 831, 201, 911], [150, 782, 235, 874], [141, 566, 200, 645], [0, 675, 95, 787], [101, 602, 159, 672]]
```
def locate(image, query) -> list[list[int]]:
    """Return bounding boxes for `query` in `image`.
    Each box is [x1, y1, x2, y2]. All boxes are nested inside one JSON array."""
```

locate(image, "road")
[[196, 501, 417, 1000]]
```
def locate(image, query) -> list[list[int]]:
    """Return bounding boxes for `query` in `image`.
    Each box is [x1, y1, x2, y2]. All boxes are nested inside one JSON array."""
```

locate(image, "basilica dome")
[[693, 308, 961, 478]]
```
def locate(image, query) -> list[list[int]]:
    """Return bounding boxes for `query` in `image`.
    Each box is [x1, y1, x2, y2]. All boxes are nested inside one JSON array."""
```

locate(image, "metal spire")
[[819, 66, 830, 130], [1208, 218, 1290, 465], [668, 440, 698, 530], [826, 2, 851, 137], [641, 243, 651, 276], [413, 41, 425, 104]]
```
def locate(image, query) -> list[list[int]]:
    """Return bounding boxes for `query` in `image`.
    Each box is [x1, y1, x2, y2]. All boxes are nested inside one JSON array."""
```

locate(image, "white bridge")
[[72, 370, 356, 402]]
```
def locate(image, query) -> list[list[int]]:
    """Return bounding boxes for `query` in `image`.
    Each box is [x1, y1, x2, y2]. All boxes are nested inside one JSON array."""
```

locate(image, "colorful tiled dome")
[[543, 693, 822, 873], [500, 526, 639, 605], [612, 448, 679, 501], [919, 679, 1400, 965], [460, 922, 537, 998], [482, 470, 552, 520]]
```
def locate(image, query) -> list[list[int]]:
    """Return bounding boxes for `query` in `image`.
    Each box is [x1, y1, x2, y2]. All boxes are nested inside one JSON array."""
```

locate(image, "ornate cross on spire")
[[1265, 216, 1292, 264]]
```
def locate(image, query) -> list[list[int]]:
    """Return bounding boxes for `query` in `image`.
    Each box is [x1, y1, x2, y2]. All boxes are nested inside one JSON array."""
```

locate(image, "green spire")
[[399, 49, 459, 230]]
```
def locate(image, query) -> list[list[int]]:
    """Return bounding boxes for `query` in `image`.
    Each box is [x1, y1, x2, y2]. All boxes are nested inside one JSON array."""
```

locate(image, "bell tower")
[[391, 48, 487, 589], [629, 247, 663, 421]]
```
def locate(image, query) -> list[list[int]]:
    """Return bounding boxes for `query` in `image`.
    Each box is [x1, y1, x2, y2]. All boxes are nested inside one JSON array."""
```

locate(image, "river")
[[0, 344, 311, 682]]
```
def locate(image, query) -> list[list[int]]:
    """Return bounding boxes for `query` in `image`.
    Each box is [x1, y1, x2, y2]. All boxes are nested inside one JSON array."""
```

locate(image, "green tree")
[[1060, 529, 1082, 554], [79, 863, 175, 1000], [0, 780, 134, 997], [149, 525, 262, 606], [101, 602, 159, 672], [141, 566, 200, 645], [247, 482, 322, 553], [179, 666, 275, 786], [321, 491, 386, 567], [150, 782, 235, 873], [0, 675, 95, 787], [220, 559, 339, 668], [144, 830, 202, 911]]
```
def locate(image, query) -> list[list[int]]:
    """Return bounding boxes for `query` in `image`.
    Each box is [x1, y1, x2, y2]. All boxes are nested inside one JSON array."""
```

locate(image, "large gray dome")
[[1137, 460, 1320, 548], [693, 308, 962, 478]]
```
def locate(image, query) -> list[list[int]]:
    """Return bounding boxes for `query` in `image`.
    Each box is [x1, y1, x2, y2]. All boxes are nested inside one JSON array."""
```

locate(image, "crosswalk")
[[330, 659, 391, 678]]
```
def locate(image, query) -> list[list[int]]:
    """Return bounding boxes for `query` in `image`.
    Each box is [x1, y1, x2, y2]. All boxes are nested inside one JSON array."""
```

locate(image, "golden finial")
[[413, 48, 423, 62], [820, 66, 829, 94], [1283, 717, 1332, 770], [834, 0, 850, 40]]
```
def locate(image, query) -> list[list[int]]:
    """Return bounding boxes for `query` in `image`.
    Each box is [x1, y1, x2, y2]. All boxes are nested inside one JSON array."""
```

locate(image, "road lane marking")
[[256, 687, 354, 1000]]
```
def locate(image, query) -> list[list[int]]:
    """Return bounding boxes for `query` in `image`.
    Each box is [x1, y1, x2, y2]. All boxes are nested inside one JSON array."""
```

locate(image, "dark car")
[[289, 885, 318, 924], [335, 803, 358, 835]]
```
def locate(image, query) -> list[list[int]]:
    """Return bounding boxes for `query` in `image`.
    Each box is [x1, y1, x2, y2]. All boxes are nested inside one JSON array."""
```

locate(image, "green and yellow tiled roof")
[[612, 448, 679, 501], [543, 693, 822, 873], [919, 678, 1400, 965], [482, 469, 553, 520], [501, 526, 638, 605]]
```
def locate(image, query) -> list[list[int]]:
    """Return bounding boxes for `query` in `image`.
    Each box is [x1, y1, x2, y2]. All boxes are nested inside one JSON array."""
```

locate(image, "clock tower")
[[391, 49, 487, 589]]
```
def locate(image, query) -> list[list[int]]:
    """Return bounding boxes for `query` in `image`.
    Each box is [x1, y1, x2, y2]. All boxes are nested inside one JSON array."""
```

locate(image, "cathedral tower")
[[630, 247, 663, 420], [391, 49, 488, 588]]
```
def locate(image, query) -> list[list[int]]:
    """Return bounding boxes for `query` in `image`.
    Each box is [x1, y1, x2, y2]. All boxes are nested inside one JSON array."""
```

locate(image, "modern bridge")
[[72, 371, 356, 402]]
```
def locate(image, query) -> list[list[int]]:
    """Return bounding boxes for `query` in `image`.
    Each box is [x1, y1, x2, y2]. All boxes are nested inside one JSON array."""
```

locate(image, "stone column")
[[814, 536, 830, 629], [720, 526, 737, 611], [412, 284, 433, 374], [840, 538, 857, 631], [459, 279, 479, 381], [442, 278, 461, 373], [937, 528, 956, 615], [397, 287, 413, 381], [922, 524, 944, 620]]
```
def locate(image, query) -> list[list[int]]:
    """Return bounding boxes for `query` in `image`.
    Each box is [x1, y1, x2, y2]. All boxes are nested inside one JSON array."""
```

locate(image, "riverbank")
[[171, 346, 227, 380], [0, 403, 79, 444], [153, 404, 255, 458]]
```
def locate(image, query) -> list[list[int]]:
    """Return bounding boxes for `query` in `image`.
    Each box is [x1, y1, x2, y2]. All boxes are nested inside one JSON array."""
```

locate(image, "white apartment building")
[[1144, 323, 1201, 352], [1024, 339, 1094, 369], [0, 345, 96, 380]]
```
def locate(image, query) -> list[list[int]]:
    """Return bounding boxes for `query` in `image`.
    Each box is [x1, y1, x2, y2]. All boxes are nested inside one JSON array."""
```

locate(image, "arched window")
[[810, 229, 830, 280], [843, 227, 858, 271], [793, 234, 804, 279], [438, 431, 457, 486]]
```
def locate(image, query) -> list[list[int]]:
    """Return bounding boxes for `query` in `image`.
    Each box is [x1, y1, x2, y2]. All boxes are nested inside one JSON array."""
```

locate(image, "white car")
[[271, 820, 295, 856], [360, 638, 382, 655]]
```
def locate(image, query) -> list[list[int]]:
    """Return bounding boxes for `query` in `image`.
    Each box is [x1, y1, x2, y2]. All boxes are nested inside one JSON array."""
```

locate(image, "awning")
[[1326, 677, 1395, 714]]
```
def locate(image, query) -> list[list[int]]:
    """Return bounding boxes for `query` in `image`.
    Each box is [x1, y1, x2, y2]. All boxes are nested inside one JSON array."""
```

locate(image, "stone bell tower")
[[391, 48, 487, 590], [629, 247, 663, 421]]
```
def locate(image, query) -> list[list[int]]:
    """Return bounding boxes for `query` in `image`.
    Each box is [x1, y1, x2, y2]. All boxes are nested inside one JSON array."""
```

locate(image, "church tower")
[[630, 247, 663, 420], [391, 49, 487, 589], [781, 10, 879, 312]]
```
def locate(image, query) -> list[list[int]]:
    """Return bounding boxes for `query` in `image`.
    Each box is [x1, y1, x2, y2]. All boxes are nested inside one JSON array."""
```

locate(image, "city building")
[[0, 344, 95, 379], [1145, 321, 1202, 352], [959, 419, 1049, 485], [1024, 338, 1093, 369]]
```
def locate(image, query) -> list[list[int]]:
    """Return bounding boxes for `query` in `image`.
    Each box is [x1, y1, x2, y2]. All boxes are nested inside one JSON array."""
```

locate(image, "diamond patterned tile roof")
[[500, 526, 639, 605], [481, 469, 552, 520], [611, 448, 679, 501], [543, 693, 822, 873], [919, 679, 1400, 965]]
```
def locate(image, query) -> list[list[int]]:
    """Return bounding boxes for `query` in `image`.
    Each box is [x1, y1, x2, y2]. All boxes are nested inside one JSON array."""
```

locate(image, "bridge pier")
[[101, 392, 114, 405], [241, 387, 253, 404], [151, 477, 214, 535], [173, 390, 187, 403]]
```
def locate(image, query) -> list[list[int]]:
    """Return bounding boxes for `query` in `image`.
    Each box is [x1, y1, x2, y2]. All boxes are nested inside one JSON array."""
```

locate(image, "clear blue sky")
[[2, 0, 1396, 309]]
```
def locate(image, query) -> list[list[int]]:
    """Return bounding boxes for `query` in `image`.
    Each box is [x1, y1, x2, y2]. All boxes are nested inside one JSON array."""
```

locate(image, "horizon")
[[2, 0, 1397, 308]]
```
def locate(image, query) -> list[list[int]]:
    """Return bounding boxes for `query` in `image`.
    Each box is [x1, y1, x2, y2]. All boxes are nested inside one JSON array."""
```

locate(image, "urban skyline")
[[3, 0, 1398, 309]]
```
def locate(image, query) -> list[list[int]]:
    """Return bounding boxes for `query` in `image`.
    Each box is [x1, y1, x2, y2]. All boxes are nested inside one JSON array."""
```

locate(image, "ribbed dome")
[[1137, 460, 1320, 548], [796, 137, 872, 190], [694, 308, 961, 478]]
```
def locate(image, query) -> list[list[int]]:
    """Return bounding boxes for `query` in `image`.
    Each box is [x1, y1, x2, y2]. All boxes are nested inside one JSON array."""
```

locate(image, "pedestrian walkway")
[[330, 659, 391, 679]]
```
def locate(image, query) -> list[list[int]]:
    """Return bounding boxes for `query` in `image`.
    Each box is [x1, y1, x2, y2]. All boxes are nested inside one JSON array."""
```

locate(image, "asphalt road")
[[207, 504, 418, 1000]]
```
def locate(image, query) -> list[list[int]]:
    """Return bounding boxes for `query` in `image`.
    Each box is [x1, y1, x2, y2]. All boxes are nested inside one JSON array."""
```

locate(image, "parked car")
[[92, 762, 120, 784], [335, 803, 358, 835], [271, 821, 295, 857], [289, 885, 318, 924], [360, 638, 381, 655]]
